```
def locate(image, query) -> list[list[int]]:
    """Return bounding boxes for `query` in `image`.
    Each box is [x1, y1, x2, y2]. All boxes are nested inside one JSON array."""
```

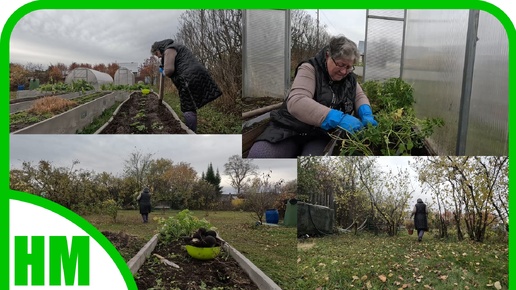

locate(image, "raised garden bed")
[[136, 239, 259, 289], [97, 92, 192, 134], [105, 232, 280, 290], [102, 231, 148, 262], [10, 91, 126, 134]]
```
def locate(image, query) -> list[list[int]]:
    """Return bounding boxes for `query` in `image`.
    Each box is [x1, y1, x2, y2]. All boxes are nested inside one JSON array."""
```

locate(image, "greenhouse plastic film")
[[243, 10, 289, 99], [368, 9, 404, 19], [465, 11, 508, 155], [402, 10, 469, 155], [364, 16, 404, 81]]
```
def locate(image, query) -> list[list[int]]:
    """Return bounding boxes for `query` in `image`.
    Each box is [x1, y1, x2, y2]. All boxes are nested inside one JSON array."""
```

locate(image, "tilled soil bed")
[[102, 231, 148, 261], [99, 92, 187, 134], [136, 240, 258, 290]]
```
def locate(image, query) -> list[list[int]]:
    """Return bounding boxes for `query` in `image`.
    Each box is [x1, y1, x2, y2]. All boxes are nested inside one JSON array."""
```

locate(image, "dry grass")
[[28, 96, 77, 115]]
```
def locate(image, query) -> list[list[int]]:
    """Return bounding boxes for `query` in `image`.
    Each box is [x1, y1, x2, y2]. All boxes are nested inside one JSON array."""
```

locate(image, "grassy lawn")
[[296, 232, 508, 290], [163, 93, 241, 134], [83, 210, 297, 290]]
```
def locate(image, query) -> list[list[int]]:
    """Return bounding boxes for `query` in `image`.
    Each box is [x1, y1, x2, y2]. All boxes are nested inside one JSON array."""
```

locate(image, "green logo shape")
[[14, 236, 90, 286]]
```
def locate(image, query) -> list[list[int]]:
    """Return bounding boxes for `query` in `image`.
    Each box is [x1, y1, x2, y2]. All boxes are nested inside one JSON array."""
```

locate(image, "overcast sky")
[[8, 9, 366, 71], [9, 9, 185, 71], [9, 135, 298, 194], [4, 3, 515, 70], [304, 9, 366, 45]]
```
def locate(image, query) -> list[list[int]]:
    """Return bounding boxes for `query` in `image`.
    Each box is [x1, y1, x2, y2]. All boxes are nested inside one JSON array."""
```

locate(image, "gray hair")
[[328, 35, 360, 64], [150, 42, 159, 54], [150, 39, 174, 55]]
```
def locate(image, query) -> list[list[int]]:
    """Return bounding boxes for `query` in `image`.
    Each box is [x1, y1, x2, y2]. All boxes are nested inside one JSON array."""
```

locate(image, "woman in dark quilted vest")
[[410, 198, 429, 242], [136, 187, 152, 223], [151, 39, 222, 133], [247, 35, 377, 158]]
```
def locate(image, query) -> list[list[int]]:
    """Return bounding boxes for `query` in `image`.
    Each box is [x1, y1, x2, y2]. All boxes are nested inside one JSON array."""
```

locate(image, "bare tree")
[[175, 10, 242, 112], [356, 157, 413, 236], [123, 148, 154, 192], [243, 171, 281, 224], [290, 10, 331, 71], [413, 156, 508, 242], [223, 155, 258, 197]]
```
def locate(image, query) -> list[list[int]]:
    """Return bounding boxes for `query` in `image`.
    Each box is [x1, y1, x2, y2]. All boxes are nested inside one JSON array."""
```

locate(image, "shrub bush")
[[102, 199, 119, 223]]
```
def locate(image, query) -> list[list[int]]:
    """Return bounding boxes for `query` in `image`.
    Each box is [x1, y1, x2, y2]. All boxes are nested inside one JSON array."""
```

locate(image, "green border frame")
[[5, 191, 136, 288], [1, 1, 513, 290]]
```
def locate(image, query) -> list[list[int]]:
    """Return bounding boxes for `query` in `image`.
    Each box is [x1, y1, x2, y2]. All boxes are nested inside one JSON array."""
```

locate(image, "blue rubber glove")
[[159, 66, 165, 76], [321, 109, 363, 133], [357, 104, 378, 127]]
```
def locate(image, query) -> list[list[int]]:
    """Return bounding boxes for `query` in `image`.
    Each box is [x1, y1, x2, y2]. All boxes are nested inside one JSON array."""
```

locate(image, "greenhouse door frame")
[[456, 10, 480, 155], [363, 10, 407, 82], [242, 9, 291, 99]]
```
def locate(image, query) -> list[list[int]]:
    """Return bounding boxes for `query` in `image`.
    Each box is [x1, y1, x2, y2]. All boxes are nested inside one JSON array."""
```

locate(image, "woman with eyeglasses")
[[247, 35, 378, 158]]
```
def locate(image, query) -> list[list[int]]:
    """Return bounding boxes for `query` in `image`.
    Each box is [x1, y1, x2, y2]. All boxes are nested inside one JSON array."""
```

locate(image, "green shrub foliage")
[[102, 199, 119, 223], [157, 209, 213, 243]]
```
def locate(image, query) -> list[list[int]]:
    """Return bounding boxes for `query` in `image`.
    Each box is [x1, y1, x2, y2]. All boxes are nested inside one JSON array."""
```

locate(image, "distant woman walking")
[[410, 198, 429, 242], [137, 187, 152, 223]]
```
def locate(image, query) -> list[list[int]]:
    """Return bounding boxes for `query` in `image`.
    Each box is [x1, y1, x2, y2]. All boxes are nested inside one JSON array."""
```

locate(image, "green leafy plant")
[[337, 78, 444, 156], [362, 77, 414, 112], [338, 108, 444, 156], [70, 79, 94, 92], [129, 121, 146, 132], [157, 209, 213, 243], [134, 111, 146, 119], [151, 122, 163, 131]]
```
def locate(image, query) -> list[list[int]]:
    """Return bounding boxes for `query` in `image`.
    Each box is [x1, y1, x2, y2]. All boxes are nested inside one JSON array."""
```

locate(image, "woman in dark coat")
[[410, 198, 429, 242], [151, 39, 222, 133], [137, 187, 152, 223]]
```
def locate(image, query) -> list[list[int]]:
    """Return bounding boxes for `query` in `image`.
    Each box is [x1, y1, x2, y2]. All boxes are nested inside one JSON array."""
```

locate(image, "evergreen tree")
[[204, 163, 223, 195]]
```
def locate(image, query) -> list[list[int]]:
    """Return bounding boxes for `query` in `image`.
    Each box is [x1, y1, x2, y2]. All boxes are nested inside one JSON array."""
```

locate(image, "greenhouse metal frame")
[[364, 9, 508, 156], [242, 9, 291, 99], [65, 67, 113, 90]]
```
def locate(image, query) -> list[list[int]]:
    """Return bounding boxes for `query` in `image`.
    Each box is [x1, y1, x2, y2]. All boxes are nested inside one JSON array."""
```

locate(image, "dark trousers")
[[141, 214, 149, 223], [418, 229, 425, 240]]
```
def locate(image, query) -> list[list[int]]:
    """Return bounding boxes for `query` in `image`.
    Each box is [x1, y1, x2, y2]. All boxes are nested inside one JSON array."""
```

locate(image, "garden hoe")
[[153, 253, 180, 269], [158, 69, 165, 102]]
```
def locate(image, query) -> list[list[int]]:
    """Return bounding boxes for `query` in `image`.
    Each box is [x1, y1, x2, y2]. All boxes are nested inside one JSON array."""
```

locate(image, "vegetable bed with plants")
[[9, 91, 110, 133], [335, 78, 444, 156], [99, 92, 188, 134], [135, 210, 257, 290]]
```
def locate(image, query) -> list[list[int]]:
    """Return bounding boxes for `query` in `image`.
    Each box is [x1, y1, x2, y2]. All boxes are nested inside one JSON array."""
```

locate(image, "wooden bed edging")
[[127, 234, 282, 289]]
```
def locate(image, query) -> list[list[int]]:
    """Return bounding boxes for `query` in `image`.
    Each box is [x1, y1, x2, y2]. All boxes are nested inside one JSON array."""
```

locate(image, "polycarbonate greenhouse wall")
[[363, 10, 405, 81], [114, 67, 135, 85], [365, 9, 508, 155], [465, 11, 508, 155], [243, 10, 290, 99], [65, 67, 114, 90]]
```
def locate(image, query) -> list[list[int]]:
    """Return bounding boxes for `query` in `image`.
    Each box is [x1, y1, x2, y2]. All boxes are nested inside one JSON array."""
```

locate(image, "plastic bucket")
[[265, 209, 279, 224]]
